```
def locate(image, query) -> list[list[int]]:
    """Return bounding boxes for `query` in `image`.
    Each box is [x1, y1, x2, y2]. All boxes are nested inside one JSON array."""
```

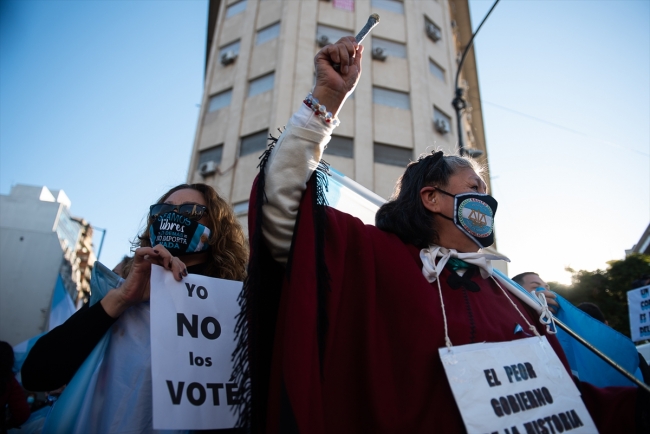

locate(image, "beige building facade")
[[188, 0, 490, 230]]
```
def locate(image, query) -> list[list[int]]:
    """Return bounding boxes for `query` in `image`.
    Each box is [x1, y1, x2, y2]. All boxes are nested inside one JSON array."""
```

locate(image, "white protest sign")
[[439, 336, 597, 434], [150, 265, 242, 430], [627, 285, 650, 342]]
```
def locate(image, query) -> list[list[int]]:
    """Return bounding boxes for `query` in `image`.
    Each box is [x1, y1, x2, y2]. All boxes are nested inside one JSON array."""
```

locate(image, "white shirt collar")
[[420, 245, 510, 283]]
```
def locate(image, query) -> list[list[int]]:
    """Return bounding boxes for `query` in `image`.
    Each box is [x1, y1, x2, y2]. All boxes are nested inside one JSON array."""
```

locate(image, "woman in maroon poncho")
[[233, 37, 647, 434]]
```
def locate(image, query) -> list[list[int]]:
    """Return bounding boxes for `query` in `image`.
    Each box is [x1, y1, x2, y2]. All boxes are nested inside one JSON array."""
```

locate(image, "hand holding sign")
[[101, 245, 187, 318], [150, 265, 242, 430]]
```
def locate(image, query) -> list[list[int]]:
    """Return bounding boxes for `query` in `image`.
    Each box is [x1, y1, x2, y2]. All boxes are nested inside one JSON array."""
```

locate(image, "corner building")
[[0, 185, 95, 345], [188, 0, 490, 233]]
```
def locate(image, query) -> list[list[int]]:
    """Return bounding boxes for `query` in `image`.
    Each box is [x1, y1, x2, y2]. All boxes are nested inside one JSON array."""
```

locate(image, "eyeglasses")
[[149, 203, 208, 221]]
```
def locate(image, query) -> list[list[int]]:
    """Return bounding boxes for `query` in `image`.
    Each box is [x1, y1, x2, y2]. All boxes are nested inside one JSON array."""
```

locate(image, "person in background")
[[111, 255, 132, 278], [21, 183, 247, 433], [577, 301, 608, 324], [0, 341, 30, 433], [512, 271, 558, 313]]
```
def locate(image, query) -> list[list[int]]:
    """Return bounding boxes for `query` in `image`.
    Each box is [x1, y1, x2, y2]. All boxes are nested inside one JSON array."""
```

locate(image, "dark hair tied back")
[[375, 151, 479, 249]]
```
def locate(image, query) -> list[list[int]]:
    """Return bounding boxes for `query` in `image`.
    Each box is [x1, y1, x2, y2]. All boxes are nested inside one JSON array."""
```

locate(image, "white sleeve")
[[261, 104, 336, 264]]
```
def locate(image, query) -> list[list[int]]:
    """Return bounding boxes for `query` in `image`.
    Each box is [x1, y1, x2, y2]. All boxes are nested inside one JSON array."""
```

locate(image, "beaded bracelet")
[[303, 93, 340, 127]]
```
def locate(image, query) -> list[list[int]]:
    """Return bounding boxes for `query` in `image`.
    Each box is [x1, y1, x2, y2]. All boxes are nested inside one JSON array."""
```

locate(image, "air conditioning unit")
[[220, 50, 238, 66], [465, 148, 484, 158], [199, 160, 218, 177], [371, 47, 387, 61], [426, 23, 442, 42], [317, 35, 330, 48], [434, 118, 450, 134]]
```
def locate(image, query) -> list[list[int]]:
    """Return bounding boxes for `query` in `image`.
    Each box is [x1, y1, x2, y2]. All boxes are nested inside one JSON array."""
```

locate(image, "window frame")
[[197, 145, 224, 169], [433, 106, 452, 135], [371, 0, 404, 15], [226, 0, 247, 18], [207, 89, 233, 112], [219, 40, 241, 59], [371, 37, 407, 59], [247, 72, 275, 98], [239, 130, 269, 157], [256, 22, 281, 45], [429, 58, 446, 82], [325, 135, 354, 158], [372, 86, 411, 110], [373, 143, 412, 167]]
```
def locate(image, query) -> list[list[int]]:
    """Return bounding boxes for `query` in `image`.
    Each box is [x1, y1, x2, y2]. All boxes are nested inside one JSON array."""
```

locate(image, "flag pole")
[[553, 317, 650, 393]]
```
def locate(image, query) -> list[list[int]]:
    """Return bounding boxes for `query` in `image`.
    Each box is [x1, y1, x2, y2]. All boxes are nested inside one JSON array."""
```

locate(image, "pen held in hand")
[[332, 14, 380, 72]]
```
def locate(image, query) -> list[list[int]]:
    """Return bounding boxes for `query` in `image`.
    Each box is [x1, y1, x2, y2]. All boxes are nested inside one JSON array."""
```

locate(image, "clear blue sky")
[[1, 0, 648, 284], [468, 0, 649, 282]]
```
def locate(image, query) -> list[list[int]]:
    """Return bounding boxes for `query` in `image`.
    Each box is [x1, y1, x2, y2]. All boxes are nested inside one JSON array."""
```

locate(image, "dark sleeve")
[[578, 381, 646, 434], [21, 302, 117, 392], [6, 376, 30, 428]]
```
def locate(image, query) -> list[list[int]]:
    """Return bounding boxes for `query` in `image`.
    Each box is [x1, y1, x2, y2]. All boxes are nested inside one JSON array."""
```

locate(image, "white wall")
[[0, 186, 68, 345], [0, 228, 63, 345]]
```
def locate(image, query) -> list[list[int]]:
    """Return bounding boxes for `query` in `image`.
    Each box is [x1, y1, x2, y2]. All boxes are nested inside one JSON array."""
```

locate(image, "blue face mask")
[[435, 188, 498, 249], [149, 211, 211, 256]]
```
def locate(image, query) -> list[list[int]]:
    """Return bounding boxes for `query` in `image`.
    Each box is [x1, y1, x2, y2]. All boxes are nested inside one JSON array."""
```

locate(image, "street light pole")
[[453, 0, 500, 156]]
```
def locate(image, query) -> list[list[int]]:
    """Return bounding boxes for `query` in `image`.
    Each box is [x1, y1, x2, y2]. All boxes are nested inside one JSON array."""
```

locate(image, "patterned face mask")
[[149, 211, 211, 256], [435, 188, 498, 249]]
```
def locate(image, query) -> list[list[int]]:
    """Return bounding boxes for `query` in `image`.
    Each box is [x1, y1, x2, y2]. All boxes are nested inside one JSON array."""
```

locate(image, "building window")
[[373, 87, 410, 110], [207, 89, 232, 112], [197, 145, 223, 169], [248, 72, 275, 97], [316, 24, 353, 47], [325, 135, 354, 158], [219, 40, 241, 59], [425, 16, 442, 42], [232, 201, 249, 216], [429, 59, 445, 82], [433, 106, 452, 135], [240, 131, 268, 156], [256, 22, 281, 45], [332, 0, 355, 12], [371, 0, 404, 14], [226, 0, 247, 18], [374, 143, 412, 167], [372, 37, 406, 59]]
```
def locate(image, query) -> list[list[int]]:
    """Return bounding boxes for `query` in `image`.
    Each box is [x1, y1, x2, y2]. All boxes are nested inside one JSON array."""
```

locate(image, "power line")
[[468, 96, 649, 157]]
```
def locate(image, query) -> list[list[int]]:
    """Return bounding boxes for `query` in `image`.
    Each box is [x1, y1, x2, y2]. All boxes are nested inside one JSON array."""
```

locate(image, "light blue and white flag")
[[12, 333, 45, 384], [324, 167, 385, 225], [554, 295, 643, 388], [492, 269, 643, 388], [13, 274, 77, 382], [42, 262, 188, 434], [48, 275, 76, 331]]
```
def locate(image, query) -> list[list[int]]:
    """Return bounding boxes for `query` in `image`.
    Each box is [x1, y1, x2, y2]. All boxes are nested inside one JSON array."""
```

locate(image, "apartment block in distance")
[[0, 185, 95, 345], [188, 0, 490, 232]]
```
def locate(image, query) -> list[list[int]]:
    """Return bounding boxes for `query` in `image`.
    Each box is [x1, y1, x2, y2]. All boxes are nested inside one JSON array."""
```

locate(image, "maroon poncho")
[[234, 170, 639, 433]]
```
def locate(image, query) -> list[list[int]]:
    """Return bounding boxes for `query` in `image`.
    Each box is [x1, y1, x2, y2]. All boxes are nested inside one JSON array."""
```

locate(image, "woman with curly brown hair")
[[22, 183, 247, 433]]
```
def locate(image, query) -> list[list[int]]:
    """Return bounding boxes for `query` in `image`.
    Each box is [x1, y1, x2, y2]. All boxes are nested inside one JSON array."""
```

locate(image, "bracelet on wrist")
[[303, 93, 340, 127]]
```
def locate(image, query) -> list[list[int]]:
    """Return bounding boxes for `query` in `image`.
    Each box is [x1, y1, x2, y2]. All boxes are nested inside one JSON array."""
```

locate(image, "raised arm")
[[262, 37, 364, 264]]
